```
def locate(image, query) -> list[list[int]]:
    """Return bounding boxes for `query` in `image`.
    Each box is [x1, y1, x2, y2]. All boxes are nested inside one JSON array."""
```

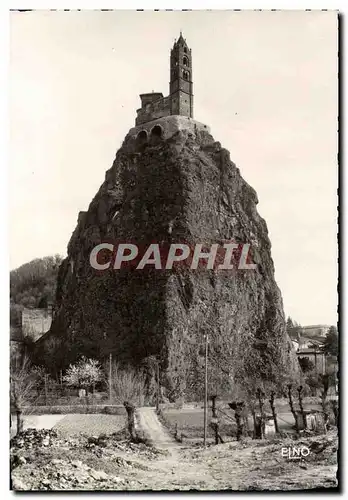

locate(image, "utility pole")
[[109, 353, 112, 403], [203, 334, 209, 446], [156, 359, 160, 413]]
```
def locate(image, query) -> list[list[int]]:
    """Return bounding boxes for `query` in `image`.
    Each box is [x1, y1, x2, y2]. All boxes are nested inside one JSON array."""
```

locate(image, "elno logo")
[[281, 446, 310, 460]]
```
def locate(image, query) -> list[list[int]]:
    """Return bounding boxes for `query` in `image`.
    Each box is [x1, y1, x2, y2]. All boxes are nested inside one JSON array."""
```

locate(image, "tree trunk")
[[331, 401, 338, 427], [297, 386, 307, 429], [229, 402, 245, 441], [321, 375, 330, 432], [16, 408, 23, 435], [269, 391, 280, 434], [124, 401, 136, 440], [287, 385, 299, 431], [256, 389, 265, 438], [251, 408, 257, 439], [85, 388, 89, 413], [211, 395, 220, 445]]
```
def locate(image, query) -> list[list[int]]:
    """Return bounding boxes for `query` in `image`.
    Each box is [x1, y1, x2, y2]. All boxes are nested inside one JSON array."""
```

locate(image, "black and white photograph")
[[8, 8, 339, 492]]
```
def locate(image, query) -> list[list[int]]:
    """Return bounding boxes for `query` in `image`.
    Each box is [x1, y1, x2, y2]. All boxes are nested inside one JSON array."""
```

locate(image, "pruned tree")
[[229, 401, 247, 441], [10, 356, 38, 434]]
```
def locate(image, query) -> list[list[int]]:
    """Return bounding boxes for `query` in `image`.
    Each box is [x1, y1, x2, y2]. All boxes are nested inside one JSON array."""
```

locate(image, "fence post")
[[44, 374, 48, 406], [109, 353, 112, 403]]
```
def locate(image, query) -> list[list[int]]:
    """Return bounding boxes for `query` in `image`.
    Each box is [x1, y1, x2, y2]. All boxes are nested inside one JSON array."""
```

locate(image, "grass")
[[19, 405, 126, 415], [160, 407, 235, 441], [160, 396, 329, 442]]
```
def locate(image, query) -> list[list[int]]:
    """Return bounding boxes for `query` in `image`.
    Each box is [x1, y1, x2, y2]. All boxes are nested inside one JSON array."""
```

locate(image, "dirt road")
[[136, 407, 178, 452], [134, 407, 337, 491], [136, 407, 226, 490]]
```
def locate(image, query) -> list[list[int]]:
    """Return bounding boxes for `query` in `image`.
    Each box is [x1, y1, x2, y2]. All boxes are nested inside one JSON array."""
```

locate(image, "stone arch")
[[183, 56, 189, 66], [136, 130, 148, 150], [136, 129, 148, 142], [150, 125, 163, 138]]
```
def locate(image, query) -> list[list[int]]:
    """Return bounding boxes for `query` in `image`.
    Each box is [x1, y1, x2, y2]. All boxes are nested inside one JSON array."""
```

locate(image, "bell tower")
[[169, 32, 193, 118]]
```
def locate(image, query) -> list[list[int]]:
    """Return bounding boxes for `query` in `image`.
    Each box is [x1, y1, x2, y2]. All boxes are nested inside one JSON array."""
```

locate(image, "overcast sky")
[[9, 10, 338, 325]]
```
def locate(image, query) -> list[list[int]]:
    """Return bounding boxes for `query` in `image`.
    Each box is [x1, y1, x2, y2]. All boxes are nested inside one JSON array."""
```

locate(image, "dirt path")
[[135, 407, 232, 490], [133, 408, 337, 491], [11, 409, 337, 491], [136, 407, 178, 454]]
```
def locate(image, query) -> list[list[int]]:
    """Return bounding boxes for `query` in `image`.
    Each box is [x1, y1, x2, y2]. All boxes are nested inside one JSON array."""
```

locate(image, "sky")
[[9, 10, 338, 325]]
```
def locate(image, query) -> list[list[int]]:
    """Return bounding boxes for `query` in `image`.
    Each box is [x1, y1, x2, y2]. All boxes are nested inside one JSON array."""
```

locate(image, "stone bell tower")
[[169, 32, 193, 118]]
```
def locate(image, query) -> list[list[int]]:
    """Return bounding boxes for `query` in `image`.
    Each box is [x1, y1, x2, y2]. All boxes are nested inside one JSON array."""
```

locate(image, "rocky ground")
[[10, 409, 338, 491]]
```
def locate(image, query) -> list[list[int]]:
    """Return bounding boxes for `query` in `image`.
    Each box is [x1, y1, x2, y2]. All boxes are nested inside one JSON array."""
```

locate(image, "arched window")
[[136, 130, 148, 149], [151, 125, 163, 138], [183, 56, 189, 66], [183, 70, 189, 81], [184, 47, 188, 54], [137, 130, 148, 141]]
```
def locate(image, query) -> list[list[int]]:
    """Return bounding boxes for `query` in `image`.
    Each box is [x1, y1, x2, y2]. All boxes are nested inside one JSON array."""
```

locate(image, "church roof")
[[175, 31, 188, 47]]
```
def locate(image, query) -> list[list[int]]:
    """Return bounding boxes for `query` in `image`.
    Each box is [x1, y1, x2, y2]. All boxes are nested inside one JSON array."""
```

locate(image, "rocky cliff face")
[[37, 124, 298, 400]]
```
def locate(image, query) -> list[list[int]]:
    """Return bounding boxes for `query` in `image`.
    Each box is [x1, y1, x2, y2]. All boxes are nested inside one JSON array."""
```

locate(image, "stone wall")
[[136, 94, 172, 126], [129, 115, 210, 143], [22, 308, 52, 342]]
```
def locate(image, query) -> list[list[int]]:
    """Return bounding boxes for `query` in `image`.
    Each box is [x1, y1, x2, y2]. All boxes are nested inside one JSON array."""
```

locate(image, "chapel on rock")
[[135, 32, 194, 126]]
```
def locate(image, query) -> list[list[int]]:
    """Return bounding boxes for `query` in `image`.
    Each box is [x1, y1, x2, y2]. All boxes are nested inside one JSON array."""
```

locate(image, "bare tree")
[[108, 363, 146, 405], [10, 356, 37, 435]]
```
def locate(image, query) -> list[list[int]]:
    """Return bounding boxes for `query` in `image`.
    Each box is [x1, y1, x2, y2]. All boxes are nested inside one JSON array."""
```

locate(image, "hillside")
[[10, 255, 63, 310]]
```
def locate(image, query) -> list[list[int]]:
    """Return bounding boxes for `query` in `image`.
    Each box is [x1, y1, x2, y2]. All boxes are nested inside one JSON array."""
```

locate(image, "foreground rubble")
[[10, 426, 338, 491], [10, 428, 166, 491]]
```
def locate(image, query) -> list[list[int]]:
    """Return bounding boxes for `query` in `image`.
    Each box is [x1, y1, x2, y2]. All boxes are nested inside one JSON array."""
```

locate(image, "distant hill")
[[10, 255, 63, 310]]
